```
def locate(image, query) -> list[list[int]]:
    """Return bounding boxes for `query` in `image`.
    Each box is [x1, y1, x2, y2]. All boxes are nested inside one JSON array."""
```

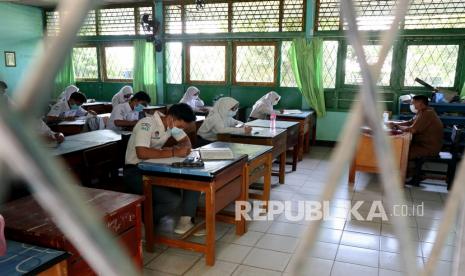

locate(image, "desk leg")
[[298, 129, 304, 161], [263, 154, 272, 212], [205, 186, 216, 266], [292, 145, 298, 171], [143, 179, 155, 252], [237, 170, 247, 235], [135, 203, 143, 268], [349, 163, 356, 186], [312, 116, 317, 146], [279, 152, 286, 184]]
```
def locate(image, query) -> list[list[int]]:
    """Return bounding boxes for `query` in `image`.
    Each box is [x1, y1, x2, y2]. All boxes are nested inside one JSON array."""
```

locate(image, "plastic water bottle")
[[383, 111, 389, 123], [270, 112, 276, 130]]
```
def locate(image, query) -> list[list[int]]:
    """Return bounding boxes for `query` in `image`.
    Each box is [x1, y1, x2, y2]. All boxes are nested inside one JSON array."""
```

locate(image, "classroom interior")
[[0, 0, 465, 275]]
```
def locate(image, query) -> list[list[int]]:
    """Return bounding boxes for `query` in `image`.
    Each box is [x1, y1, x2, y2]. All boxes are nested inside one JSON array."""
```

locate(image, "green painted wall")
[[316, 111, 348, 141], [76, 81, 133, 102], [0, 3, 43, 94]]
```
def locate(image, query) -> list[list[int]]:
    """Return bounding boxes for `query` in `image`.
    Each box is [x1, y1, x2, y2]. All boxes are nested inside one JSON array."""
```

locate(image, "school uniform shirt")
[[249, 91, 281, 120], [197, 97, 245, 141], [125, 111, 187, 165], [38, 120, 56, 138], [180, 86, 205, 112], [47, 101, 87, 118], [107, 102, 139, 131]]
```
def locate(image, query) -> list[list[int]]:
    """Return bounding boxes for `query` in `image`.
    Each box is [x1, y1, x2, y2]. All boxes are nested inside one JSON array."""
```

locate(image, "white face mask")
[[410, 104, 418, 114], [228, 110, 237, 117]]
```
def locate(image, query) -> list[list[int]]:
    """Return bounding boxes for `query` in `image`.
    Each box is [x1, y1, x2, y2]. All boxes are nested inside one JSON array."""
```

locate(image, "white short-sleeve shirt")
[[125, 112, 187, 165], [107, 102, 139, 130], [47, 101, 87, 118]]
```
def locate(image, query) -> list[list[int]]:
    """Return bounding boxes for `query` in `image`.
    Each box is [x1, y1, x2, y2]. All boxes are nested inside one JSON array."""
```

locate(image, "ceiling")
[[6, 0, 153, 8]]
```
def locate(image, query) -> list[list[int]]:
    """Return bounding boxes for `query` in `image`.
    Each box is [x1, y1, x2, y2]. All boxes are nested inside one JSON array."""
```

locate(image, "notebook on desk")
[[199, 148, 234, 160]]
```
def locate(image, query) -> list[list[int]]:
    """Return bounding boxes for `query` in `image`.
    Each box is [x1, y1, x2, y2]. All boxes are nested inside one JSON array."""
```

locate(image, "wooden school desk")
[[0, 188, 144, 275], [138, 155, 247, 266], [275, 110, 316, 160], [82, 101, 112, 114], [200, 142, 273, 210], [49, 118, 87, 136], [217, 128, 287, 184], [0, 240, 69, 276], [349, 131, 412, 185], [246, 119, 300, 171], [50, 129, 123, 183]]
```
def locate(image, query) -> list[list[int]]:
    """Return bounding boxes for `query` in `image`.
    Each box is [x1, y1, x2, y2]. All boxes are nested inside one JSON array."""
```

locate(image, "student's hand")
[[173, 146, 191, 157], [54, 133, 65, 143], [64, 116, 76, 121], [244, 126, 252, 134], [88, 110, 97, 116]]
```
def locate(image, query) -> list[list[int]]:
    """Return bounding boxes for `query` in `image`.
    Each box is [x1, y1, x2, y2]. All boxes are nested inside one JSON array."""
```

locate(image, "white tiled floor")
[[143, 146, 454, 276]]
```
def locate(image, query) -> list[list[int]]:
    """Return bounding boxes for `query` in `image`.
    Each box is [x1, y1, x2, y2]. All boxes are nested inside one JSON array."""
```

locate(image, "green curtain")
[[54, 56, 75, 99], [133, 40, 156, 103], [289, 37, 326, 117]]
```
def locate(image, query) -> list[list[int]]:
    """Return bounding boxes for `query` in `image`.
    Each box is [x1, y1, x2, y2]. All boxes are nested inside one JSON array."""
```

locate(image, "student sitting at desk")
[[39, 120, 65, 143], [112, 85, 133, 108], [123, 103, 202, 235], [249, 91, 281, 120], [47, 92, 96, 123], [180, 86, 208, 112], [107, 91, 151, 131], [197, 97, 251, 145], [388, 95, 444, 185], [57, 85, 79, 102]]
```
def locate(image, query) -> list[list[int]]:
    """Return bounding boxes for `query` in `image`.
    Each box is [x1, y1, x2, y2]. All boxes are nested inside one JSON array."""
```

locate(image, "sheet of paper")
[[200, 148, 234, 160], [144, 157, 186, 164], [282, 109, 302, 114]]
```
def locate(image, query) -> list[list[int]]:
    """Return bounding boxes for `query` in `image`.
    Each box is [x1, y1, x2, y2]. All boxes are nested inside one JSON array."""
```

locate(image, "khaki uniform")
[[407, 107, 443, 159]]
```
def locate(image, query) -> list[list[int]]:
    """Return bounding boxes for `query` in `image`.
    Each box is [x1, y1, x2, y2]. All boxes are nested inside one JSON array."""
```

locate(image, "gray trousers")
[[123, 166, 200, 223]]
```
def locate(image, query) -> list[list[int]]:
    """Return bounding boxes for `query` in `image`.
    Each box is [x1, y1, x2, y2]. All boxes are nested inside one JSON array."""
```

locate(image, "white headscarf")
[[112, 86, 133, 107], [57, 85, 79, 102], [209, 97, 238, 122], [197, 97, 241, 141], [249, 91, 281, 119], [180, 86, 205, 110]]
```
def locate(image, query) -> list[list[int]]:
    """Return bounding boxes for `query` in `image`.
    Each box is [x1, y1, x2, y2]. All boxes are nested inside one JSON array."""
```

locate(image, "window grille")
[[187, 44, 226, 83], [282, 0, 305, 32], [322, 41, 338, 89], [164, 5, 182, 34], [99, 8, 136, 35], [165, 42, 183, 84], [232, 1, 280, 32], [234, 43, 277, 85], [78, 10, 97, 36], [185, 3, 229, 33], [137, 6, 153, 35], [405, 0, 465, 29], [345, 45, 393, 86], [45, 11, 60, 36], [73, 47, 98, 80], [404, 44, 459, 87], [104, 46, 134, 80], [280, 41, 297, 87]]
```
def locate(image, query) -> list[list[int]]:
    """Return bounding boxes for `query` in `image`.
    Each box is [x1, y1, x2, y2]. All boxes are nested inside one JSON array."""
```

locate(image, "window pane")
[[282, 0, 305, 32], [235, 45, 276, 84], [405, 0, 465, 29], [189, 45, 226, 82], [185, 3, 229, 33], [317, 0, 341, 31], [164, 5, 182, 34], [232, 1, 280, 32], [78, 10, 97, 36], [105, 46, 134, 80], [45, 11, 60, 36], [137, 6, 153, 34], [165, 42, 183, 84], [99, 8, 136, 35], [280, 41, 297, 87], [404, 45, 459, 87], [73, 47, 98, 80], [323, 41, 338, 88], [345, 45, 392, 86]]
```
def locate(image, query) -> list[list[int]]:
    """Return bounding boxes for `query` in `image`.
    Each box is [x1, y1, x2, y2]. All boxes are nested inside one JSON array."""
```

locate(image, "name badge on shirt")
[[152, 131, 160, 139]]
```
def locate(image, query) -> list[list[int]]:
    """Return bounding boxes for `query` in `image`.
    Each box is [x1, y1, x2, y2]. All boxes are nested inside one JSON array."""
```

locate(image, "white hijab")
[[209, 97, 238, 124], [180, 86, 204, 108], [58, 85, 79, 102], [250, 91, 281, 119], [112, 86, 133, 107]]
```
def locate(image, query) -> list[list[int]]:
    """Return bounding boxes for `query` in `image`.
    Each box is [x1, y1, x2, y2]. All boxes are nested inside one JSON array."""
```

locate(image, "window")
[[316, 0, 465, 31], [405, 0, 465, 29], [280, 41, 297, 87], [234, 43, 277, 85], [137, 6, 154, 34], [73, 47, 98, 80], [404, 44, 459, 87], [187, 44, 226, 83], [165, 42, 183, 84], [322, 41, 338, 89], [78, 10, 97, 36], [99, 8, 136, 35], [104, 46, 134, 80], [45, 11, 60, 36], [163, 0, 305, 34], [185, 3, 229, 34], [345, 45, 393, 86], [232, 1, 280, 32]]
